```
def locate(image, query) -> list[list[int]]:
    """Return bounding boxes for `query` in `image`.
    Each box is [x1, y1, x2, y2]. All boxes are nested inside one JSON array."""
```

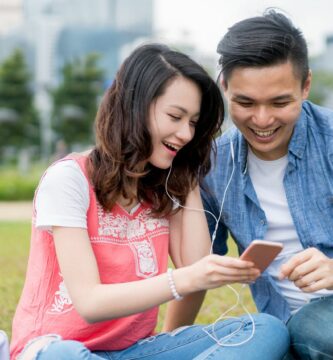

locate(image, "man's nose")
[[252, 106, 274, 128]]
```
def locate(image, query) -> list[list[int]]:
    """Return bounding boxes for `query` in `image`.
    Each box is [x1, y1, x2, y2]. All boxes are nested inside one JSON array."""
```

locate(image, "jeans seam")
[[123, 329, 212, 359], [122, 321, 245, 359], [292, 343, 333, 359]]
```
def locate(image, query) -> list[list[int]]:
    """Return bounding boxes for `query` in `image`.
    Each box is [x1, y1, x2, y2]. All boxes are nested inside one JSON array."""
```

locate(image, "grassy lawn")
[[0, 221, 31, 339], [0, 221, 256, 340]]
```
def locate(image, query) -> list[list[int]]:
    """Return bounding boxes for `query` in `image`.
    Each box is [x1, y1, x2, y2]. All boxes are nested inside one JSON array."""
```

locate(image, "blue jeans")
[[284, 295, 333, 360], [28, 314, 289, 360]]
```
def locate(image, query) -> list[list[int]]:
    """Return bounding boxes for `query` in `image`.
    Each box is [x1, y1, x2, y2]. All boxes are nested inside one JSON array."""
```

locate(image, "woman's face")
[[148, 76, 202, 169]]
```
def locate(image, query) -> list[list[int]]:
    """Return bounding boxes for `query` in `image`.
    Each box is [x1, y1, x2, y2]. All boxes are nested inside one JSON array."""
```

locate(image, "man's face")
[[223, 61, 311, 160]]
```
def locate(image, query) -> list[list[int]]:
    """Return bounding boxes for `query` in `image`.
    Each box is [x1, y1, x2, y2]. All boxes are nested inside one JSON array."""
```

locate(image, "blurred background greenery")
[[0, 48, 104, 185], [0, 46, 333, 202], [1, 1, 333, 202]]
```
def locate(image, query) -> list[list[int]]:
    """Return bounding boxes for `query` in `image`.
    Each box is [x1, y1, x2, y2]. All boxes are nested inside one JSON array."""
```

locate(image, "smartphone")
[[240, 240, 283, 272]]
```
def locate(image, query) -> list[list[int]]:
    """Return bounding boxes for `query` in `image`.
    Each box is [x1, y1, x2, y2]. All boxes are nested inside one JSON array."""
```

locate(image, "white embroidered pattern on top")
[[95, 204, 169, 240], [91, 203, 169, 277], [46, 273, 73, 315], [129, 238, 158, 278]]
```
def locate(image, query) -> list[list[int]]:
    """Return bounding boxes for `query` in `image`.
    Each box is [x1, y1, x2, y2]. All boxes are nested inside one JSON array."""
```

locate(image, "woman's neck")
[[117, 196, 139, 213]]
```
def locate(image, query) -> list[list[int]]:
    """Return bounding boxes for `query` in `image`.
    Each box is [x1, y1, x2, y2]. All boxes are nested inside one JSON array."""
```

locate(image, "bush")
[[0, 165, 43, 201]]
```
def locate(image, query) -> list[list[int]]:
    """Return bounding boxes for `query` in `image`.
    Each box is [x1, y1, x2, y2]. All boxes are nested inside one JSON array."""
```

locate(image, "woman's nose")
[[176, 122, 194, 143]]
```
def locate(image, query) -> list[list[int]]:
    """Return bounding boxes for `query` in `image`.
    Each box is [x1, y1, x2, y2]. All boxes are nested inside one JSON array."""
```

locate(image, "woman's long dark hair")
[[88, 43, 224, 217]]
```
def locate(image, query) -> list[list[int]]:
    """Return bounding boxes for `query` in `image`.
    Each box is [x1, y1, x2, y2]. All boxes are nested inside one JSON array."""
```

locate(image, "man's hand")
[[279, 248, 333, 292]]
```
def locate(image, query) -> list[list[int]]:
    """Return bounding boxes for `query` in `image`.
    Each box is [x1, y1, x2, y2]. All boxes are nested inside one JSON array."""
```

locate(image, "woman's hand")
[[173, 254, 260, 295], [279, 248, 333, 292]]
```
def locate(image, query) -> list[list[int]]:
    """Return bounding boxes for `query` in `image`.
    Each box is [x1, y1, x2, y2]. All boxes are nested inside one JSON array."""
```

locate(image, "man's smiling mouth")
[[251, 128, 279, 138]]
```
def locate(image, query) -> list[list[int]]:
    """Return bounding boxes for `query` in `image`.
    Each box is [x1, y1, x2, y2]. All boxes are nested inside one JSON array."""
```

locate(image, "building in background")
[[0, 0, 153, 158], [0, 0, 153, 85], [0, 0, 23, 35]]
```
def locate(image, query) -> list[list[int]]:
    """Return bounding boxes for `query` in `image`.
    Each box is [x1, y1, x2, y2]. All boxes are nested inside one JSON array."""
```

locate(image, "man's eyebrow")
[[231, 94, 294, 101], [231, 95, 253, 101], [270, 94, 294, 101]]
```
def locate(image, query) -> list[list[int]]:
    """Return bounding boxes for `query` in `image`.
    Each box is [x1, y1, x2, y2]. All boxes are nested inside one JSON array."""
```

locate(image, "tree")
[[308, 70, 333, 106], [52, 53, 104, 149], [0, 49, 39, 157]]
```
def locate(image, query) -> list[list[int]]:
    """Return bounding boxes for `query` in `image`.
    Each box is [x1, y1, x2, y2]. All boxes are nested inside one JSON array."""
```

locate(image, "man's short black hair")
[[217, 9, 309, 87]]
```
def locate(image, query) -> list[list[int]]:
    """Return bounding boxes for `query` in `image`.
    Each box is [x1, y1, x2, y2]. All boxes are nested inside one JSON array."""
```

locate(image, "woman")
[[11, 43, 289, 359]]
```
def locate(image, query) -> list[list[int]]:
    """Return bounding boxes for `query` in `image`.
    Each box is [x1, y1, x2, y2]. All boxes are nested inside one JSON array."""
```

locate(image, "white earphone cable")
[[164, 139, 255, 347]]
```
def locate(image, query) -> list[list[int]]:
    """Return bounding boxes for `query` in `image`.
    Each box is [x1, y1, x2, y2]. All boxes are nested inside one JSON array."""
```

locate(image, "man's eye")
[[273, 102, 290, 108], [237, 102, 253, 107]]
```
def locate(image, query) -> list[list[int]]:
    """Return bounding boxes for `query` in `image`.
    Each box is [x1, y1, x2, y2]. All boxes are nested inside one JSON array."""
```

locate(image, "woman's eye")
[[169, 114, 181, 120], [190, 121, 198, 127]]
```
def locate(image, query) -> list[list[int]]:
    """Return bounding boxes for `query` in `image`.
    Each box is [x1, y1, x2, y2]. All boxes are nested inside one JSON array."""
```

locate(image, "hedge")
[[0, 166, 43, 201]]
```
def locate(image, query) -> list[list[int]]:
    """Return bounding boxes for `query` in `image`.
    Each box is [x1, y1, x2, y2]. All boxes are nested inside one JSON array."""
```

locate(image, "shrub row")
[[0, 166, 43, 201]]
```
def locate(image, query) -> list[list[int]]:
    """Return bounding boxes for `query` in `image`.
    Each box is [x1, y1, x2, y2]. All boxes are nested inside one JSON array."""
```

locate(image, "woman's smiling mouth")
[[162, 141, 180, 154]]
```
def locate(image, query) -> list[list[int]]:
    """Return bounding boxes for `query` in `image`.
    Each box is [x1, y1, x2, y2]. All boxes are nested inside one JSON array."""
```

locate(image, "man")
[[201, 9, 333, 360]]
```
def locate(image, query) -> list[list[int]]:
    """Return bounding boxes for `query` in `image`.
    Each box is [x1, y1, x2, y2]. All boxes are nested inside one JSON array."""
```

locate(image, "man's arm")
[[163, 184, 229, 331], [162, 291, 206, 332], [163, 186, 210, 330]]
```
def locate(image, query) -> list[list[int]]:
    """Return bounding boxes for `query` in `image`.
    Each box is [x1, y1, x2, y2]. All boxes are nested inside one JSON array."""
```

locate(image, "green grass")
[[157, 241, 257, 330], [0, 221, 256, 340], [0, 221, 31, 338]]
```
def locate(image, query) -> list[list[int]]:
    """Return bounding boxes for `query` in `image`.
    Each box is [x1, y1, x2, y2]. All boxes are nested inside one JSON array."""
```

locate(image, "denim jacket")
[[201, 100, 333, 322]]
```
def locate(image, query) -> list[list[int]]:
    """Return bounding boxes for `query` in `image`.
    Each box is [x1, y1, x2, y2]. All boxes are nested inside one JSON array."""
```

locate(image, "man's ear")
[[302, 70, 312, 100], [221, 78, 227, 93]]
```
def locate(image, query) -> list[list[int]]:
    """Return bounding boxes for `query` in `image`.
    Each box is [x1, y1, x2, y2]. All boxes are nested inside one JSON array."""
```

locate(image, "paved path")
[[0, 201, 32, 221]]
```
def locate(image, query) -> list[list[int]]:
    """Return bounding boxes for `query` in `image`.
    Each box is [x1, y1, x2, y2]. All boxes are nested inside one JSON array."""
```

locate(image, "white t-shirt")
[[248, 149, 333, 313], [36, 160, 89, 230], [35, 160, 141, 230]]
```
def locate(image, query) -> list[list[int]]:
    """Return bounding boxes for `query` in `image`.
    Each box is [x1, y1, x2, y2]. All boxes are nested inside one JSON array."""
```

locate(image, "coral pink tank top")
[[10, 156, 169, 359]]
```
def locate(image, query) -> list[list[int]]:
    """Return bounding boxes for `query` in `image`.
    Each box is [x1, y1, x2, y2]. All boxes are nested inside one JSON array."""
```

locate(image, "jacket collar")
[[288, 107, 307, 160]]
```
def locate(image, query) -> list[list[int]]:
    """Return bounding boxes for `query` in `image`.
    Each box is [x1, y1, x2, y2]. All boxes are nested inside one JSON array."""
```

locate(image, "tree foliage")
[[51, 53, 104, 148], [309, 70, 333, 106], [0, 49, 39, 154]]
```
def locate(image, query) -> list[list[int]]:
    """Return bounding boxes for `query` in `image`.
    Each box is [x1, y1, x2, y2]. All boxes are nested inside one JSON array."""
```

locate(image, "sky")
[[154, 0, 333, 58]]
